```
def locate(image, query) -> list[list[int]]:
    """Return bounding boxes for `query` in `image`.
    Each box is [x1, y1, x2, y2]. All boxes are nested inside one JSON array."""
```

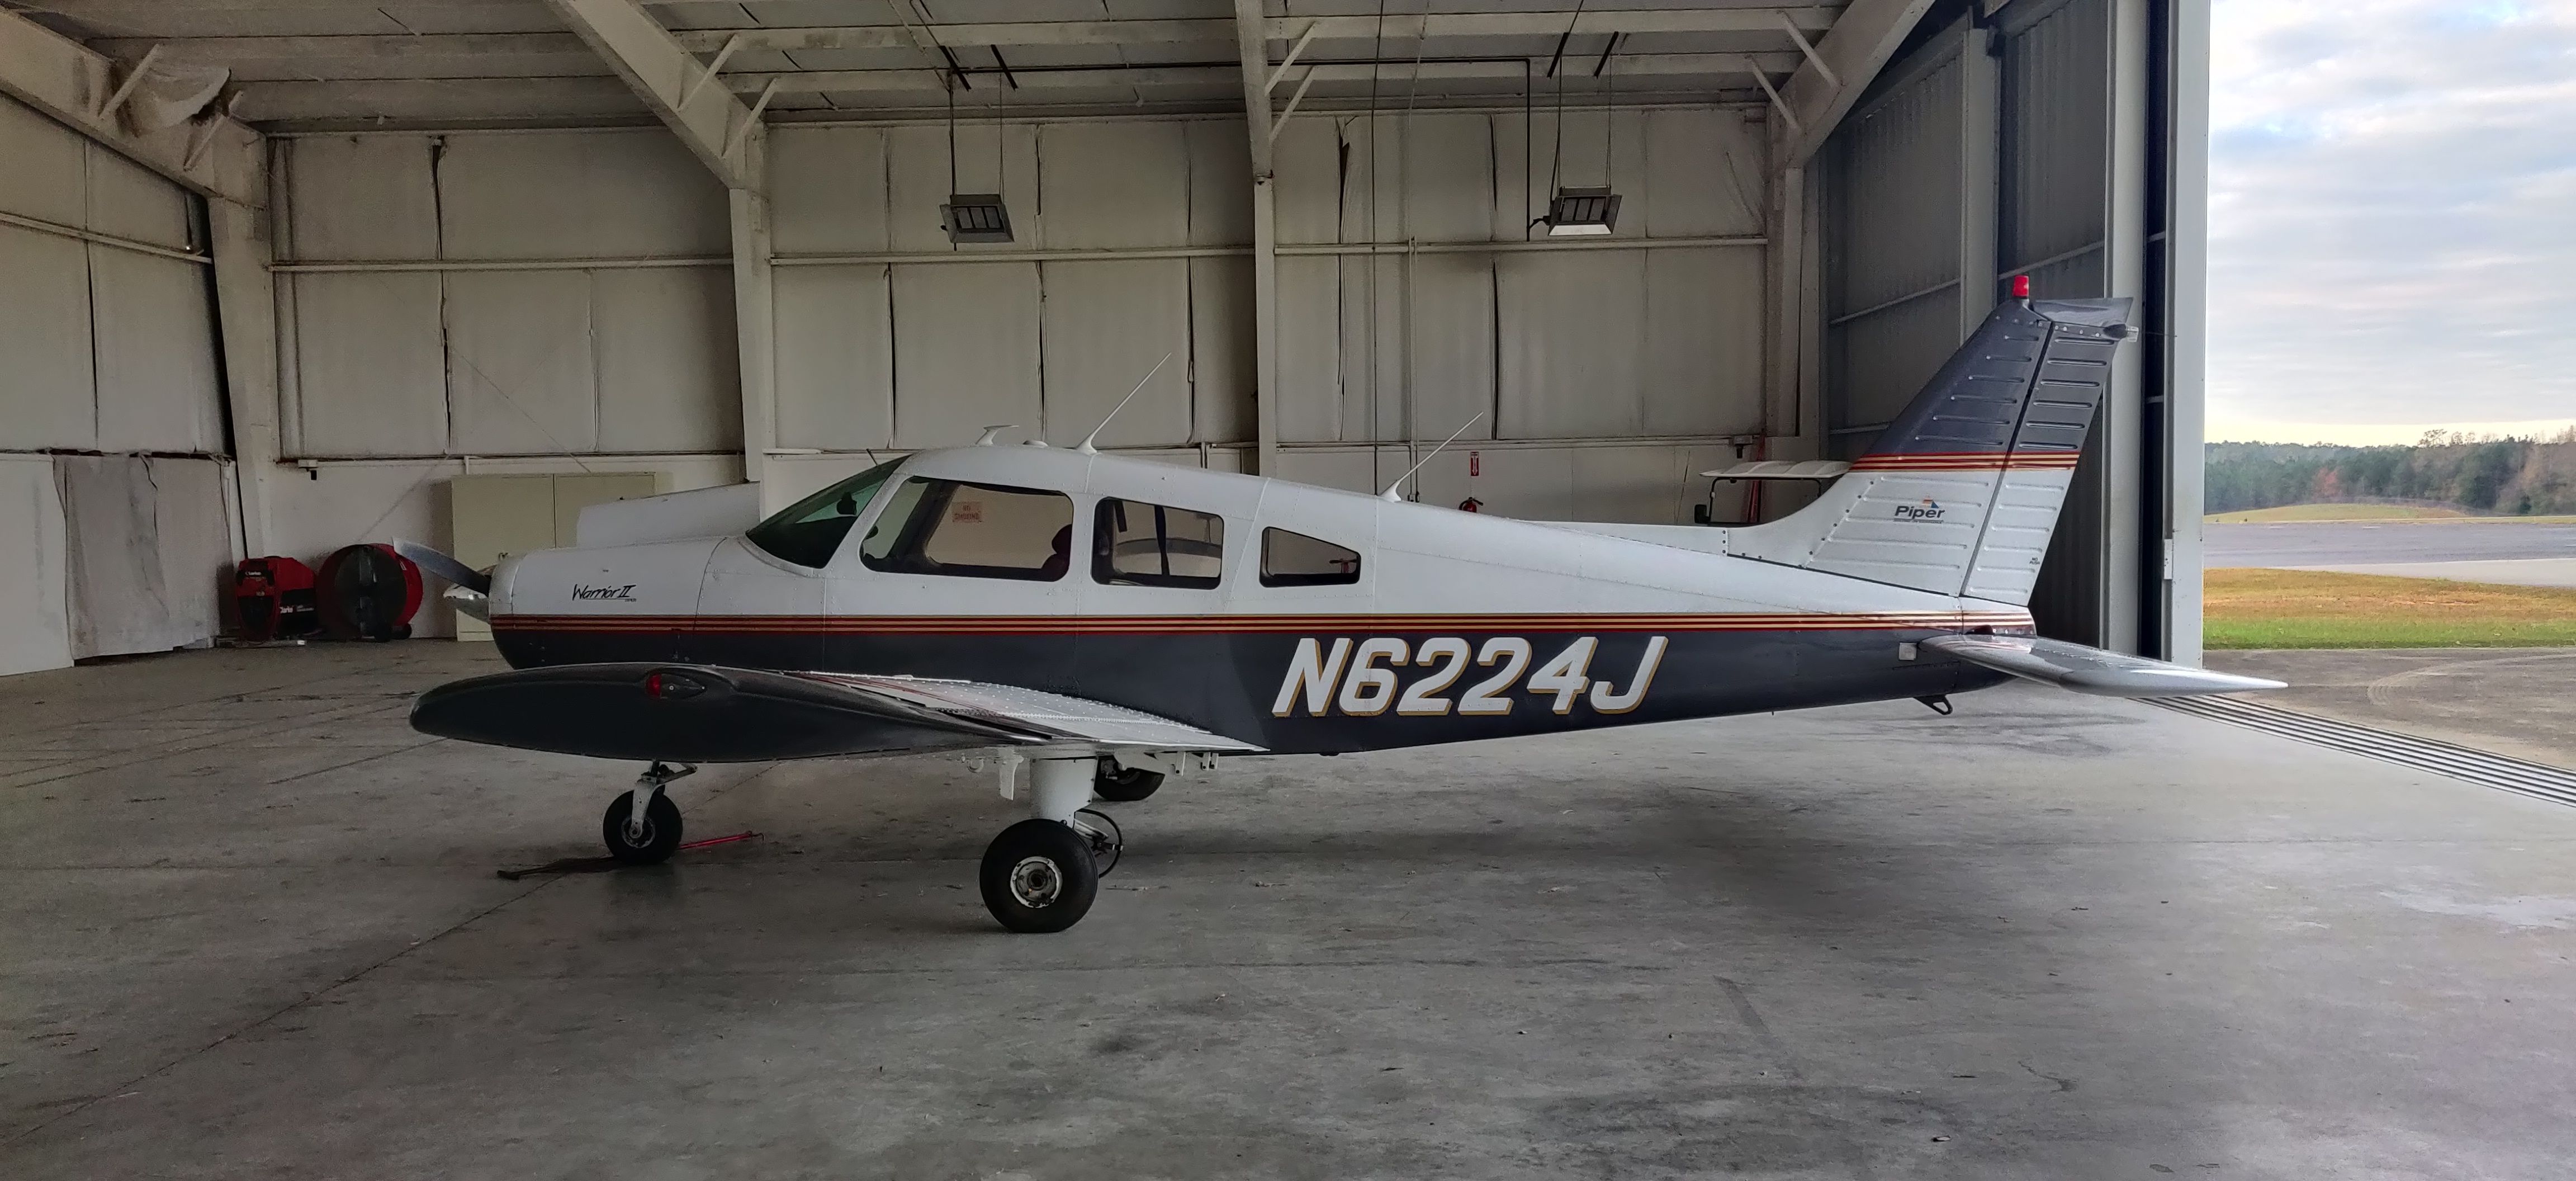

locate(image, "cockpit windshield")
[[744, 458, 902, 568]]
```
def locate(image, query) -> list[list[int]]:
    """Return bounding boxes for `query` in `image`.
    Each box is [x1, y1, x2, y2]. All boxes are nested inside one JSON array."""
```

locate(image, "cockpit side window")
[[860, 478, 1075, 582], [744, 458, 901, 568], [1259, 528, 1362, 587], [1093, 498, 1224, 589]]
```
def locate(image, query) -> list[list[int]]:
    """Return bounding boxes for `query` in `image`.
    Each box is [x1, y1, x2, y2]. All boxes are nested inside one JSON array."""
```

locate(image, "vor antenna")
[[1078, 352, 1174, 455], [1379, 413, 1486, 502]]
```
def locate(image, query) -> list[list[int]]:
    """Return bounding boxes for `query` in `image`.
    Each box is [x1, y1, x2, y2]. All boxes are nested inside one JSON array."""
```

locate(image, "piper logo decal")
[[1271, 636, 1667, 718], [571, 583, 640, 601], [1894, 498, 1945, 522]]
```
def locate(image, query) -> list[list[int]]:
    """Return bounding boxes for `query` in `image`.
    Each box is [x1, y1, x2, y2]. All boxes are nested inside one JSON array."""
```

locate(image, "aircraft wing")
[[410, 662, 1263, 763], [1920, 634, 2286, 698]]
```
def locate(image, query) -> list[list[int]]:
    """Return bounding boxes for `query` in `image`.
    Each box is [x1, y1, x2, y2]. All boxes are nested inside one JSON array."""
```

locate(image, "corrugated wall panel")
[[1820, 29, 1972, 455], [1038, 259, 1193, 447], [2002, 0, 2111, 277], [1275, 255, 1343, 443], [0, 224, 97, 450], [1403, 252, 1497, 443], [0, 98, 84, 226], [1186, 120, 1252, 247], [285, 135, 440, 261], [1644, 247, 1765, 437], [769, 126, 889, 255], [1644, 108, 1768, 238], [83, 144, 195, 252], [595, 268, 741, 453], [1039, 122, 1188, 250], [773, 264, 894, 451], [1187, 256, 1255, 444], [292, 272, 448, 456], [89, 248, 224, 453], [1830, 53, 1963, 317], [890, 262, 1041, 450], [437, 131, 728, 259], [1497, 251, 1648, 438], [443, 270, 598, 455], [1272, 116, 1344, 245]]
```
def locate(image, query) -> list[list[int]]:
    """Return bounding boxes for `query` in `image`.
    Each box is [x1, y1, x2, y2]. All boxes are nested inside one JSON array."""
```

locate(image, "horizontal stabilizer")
[[1921, 634, 2285, 698]]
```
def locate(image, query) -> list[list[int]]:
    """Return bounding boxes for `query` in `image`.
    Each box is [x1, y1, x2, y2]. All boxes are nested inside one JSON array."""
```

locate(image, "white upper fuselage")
[[490, 445, 2027, 630]]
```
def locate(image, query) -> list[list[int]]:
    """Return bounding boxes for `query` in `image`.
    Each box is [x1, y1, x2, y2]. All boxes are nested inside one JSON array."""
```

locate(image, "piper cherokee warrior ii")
[[402, 290, 2281, 933]]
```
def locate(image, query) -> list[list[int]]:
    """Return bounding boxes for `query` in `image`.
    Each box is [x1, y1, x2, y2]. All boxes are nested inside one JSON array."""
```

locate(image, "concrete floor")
[[8, 645, 2576, 1179], [2208, 648, 2576, 769]]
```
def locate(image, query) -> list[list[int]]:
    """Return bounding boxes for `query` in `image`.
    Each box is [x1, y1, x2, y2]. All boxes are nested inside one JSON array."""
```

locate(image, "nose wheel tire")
[[601, 790, 683, 865], [979, 819, 1100, 933], [1093, 760, 1164, 802]]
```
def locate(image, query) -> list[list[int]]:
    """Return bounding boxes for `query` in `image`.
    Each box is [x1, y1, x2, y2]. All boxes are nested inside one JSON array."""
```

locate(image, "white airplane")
[[405, 291, 2280, 933]]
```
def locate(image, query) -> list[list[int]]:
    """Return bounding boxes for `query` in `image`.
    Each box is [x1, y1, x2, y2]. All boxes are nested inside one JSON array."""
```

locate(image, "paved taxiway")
[[9, 644, 2576, 1178]]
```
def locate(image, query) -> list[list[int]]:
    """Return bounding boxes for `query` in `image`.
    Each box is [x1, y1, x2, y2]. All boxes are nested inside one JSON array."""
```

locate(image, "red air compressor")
[[232, 557, 320, 642], [316, 544, 424, 642]]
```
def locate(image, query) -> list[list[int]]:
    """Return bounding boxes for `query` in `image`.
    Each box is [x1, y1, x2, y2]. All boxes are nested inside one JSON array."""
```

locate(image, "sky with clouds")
[[2206, 0, 2576, 443]]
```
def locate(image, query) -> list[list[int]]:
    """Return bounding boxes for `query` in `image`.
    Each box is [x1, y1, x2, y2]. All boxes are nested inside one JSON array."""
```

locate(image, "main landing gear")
[[602, 761, 693, 865], [977, 757, 1137, 933]]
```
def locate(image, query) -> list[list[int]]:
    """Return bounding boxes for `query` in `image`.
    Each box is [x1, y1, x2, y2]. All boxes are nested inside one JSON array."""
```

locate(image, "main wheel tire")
[[979, 819, 1100, 933], [601, 790, 683, 865], [1093, 760, 1164, 802]]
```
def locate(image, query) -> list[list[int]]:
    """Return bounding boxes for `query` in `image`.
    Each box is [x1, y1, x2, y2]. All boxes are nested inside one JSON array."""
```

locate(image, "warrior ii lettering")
[[571, 584, 639, 601]]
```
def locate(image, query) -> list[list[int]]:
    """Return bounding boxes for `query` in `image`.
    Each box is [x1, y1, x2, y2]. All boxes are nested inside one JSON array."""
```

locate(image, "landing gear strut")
[[602, 762, 693, 865], [979, 758, 1121, 933]]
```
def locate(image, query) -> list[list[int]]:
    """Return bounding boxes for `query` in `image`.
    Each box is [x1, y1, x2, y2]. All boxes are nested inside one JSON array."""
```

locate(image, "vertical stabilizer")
[[1729, 296, 2132, 606]]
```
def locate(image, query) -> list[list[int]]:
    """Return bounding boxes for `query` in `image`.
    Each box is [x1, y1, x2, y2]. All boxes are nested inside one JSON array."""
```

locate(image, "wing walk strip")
[[2154, 695, 2576, 809], [492, 610, 2037, 636], [1849, 451, 2084, 472]]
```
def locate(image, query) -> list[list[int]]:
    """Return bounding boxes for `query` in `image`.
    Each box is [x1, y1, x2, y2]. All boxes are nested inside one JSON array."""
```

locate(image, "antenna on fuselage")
[[1379, 413, 1485, 503], [1076, 352, 1173, 455], [973, 424, 1016, 446]]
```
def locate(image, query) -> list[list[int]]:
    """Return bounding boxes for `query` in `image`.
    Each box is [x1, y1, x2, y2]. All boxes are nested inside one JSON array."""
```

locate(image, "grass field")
[[2204, 568, 2576, 648], [2205, 503, 2576, 524], [2205, 503, 2465, 523]]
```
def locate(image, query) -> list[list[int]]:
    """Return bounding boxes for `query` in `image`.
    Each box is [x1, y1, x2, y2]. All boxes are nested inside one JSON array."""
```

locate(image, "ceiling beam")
[[0, 7, 263, 206], [1779, 0, 1939, 167], [540, 0, 756, 188], [727, 54, 1805, 95], [672, 10, 1836, 52]]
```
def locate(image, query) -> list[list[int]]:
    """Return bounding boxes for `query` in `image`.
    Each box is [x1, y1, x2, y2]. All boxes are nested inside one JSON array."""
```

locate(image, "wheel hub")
[[1008, 855, 1064, 907]]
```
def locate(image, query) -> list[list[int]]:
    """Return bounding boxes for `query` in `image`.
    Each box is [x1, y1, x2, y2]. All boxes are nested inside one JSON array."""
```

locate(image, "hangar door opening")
[[1816, 0, 2183, 656]]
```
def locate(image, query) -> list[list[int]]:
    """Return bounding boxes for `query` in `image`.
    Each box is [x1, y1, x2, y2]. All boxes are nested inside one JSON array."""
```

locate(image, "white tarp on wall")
[[57, 456, 230, 660], [0, 457, 72, 677]]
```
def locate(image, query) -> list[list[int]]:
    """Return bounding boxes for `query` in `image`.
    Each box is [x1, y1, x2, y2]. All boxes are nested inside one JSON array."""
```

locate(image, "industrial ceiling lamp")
[[1543, 187, 1621, 237], [941, 62, 1014, 244], [1537, 17, 1622, 238]]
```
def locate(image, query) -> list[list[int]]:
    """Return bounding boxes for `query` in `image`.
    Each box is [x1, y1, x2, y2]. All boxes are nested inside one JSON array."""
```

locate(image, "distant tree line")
[[2206, 431, 2576, 515]]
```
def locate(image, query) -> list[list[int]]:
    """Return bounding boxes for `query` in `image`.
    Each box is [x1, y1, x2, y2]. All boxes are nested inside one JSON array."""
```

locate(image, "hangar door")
[[1819, 0, 2162, 654]]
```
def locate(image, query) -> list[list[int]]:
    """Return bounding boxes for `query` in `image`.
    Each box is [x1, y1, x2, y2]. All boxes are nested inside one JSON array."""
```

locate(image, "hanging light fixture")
[[1537, 18, 1623, 238], [1543, 187, 1621, 236], [941, 59, 1014, 244]]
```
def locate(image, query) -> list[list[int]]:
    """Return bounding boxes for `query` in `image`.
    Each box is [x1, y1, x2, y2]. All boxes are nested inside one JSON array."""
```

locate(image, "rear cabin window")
[[859, 478, 1074, 582], [1260, 528, 1362, 587], [745, 458, 901, 568], [1094, 499, 1225, 589]]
